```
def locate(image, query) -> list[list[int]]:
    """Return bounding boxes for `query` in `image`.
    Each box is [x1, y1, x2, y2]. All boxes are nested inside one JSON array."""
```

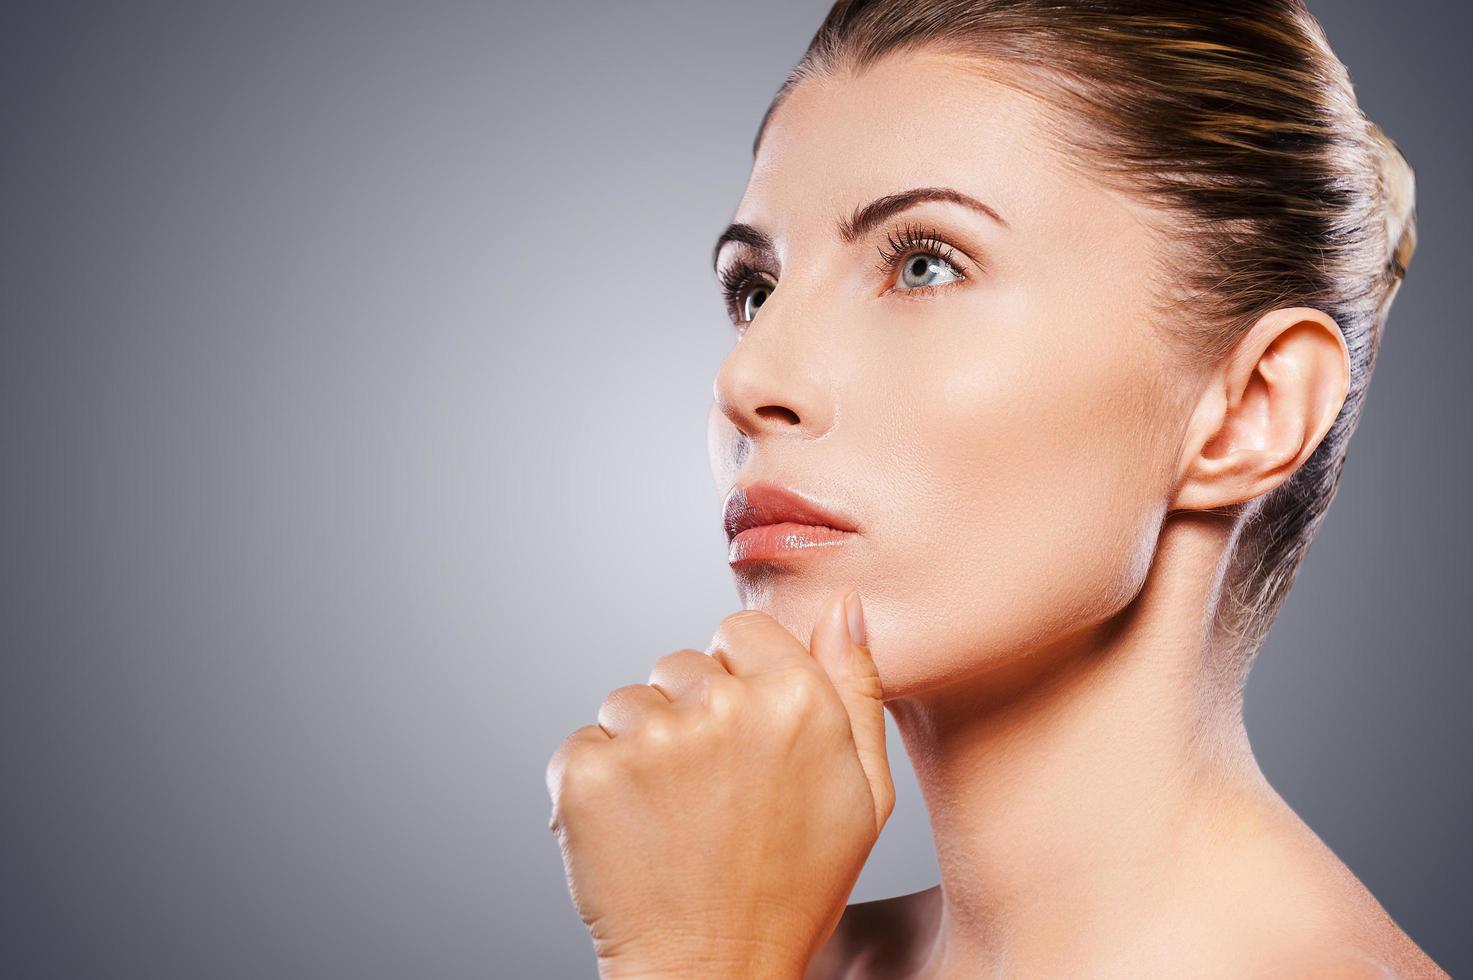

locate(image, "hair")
[[755, 0, 1418, 677]]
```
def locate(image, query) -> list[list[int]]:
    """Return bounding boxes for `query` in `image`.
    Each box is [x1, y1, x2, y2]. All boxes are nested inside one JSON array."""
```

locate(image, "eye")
[[741, 283, 772, 322], [875, 223, 971, 296], [717, 259, 777, 325], [897, 253, 964, 290]]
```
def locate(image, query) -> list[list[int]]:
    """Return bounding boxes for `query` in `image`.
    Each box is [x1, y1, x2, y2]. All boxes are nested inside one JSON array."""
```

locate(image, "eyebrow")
[[711, 185, 1009, 271]]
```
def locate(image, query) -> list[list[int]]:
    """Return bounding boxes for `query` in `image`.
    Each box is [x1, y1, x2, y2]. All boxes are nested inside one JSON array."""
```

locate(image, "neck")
[[888, 514, 1270, 975]]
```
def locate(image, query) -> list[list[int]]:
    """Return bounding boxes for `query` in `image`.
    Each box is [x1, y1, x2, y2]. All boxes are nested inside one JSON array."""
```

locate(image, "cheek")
[[864, 322, 1169, 691]]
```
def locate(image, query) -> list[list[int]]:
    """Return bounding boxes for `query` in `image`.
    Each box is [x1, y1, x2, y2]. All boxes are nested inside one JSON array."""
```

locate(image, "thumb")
[[809, 587, 895, 835]]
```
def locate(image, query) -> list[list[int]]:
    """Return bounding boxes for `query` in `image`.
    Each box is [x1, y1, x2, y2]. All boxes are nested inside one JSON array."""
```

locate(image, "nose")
[[712, 293, 836, 441]]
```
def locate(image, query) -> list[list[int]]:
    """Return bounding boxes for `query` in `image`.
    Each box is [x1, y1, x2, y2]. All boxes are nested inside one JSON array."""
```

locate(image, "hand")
[[545, 587, 894, 979]]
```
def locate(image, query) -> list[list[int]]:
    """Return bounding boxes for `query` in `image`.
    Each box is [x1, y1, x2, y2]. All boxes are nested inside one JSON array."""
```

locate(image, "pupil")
[[752, 291, 766, 307], [910, 257, 929, 278]]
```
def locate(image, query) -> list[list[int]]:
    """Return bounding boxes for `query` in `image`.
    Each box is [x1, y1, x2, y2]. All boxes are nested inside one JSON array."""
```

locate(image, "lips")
[[722, 481, 858, 565]]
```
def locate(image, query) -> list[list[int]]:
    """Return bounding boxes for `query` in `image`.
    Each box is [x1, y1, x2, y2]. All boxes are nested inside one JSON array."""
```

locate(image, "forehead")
[[736, 50, 1153, 251]]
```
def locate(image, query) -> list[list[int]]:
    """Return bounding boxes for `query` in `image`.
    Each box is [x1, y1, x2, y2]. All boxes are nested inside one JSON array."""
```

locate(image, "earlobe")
[[1169, 307, 1349, 513]]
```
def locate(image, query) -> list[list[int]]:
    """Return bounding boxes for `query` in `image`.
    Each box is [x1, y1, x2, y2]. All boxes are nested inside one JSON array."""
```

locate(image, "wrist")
[[599, 964, 803, 980], [597, 941, 809, 980]]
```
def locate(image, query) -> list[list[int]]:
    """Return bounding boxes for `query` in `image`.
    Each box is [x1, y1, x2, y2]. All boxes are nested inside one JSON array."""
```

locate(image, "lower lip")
[[728, 522, 855, 565]]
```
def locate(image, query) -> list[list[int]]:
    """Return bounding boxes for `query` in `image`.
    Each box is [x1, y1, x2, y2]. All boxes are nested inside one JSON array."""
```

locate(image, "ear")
[[1171, 306, 1350, 512]]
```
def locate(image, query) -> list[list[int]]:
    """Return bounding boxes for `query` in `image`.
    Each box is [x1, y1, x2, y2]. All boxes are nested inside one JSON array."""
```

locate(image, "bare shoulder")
[[1217, 861, 1450, 980], [1274, 901, 1449, 980], [1258, 933, 1449, 980], [804, 885, 941, 980], [1191, 785, 1451, 980]]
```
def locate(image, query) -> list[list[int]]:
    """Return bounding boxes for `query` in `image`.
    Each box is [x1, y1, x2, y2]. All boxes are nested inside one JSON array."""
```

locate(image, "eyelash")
[[717, 258, 770, 324], [874, 223, 971, 292], [716, 223, 973, 323]]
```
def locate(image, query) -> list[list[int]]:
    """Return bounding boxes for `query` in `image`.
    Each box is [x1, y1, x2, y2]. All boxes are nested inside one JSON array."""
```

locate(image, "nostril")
[[756, 405, 800, 425]]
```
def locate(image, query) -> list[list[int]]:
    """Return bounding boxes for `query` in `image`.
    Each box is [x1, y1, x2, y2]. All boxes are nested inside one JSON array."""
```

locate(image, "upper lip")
[[722, 480, 859, 542]]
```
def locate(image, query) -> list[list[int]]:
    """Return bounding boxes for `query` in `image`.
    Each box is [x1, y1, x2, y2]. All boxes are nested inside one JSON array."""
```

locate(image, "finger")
[[596, 682, 671, 737], [705, 608, 810, 677], [648, 648, 729, 703], [808, 587, 895, 835], [545, 723, 609, 830]]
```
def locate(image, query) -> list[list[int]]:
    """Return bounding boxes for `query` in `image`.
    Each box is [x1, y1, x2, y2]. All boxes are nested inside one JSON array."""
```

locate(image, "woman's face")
[[708, 50, 1198, 700]]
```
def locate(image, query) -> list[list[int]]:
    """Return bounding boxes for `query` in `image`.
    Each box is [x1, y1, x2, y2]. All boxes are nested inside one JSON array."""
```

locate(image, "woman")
[[546, 1, 1443, 976]]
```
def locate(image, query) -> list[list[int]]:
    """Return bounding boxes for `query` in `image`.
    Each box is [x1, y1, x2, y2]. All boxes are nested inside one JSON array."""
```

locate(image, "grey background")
[[1, 2, 1467, 977]]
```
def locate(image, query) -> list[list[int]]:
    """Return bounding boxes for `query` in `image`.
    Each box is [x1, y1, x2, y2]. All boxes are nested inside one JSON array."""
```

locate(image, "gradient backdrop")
[[3, 2, 1468, 976]]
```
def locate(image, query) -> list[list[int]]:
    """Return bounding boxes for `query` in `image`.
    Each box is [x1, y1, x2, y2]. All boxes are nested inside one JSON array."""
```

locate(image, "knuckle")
[[556, 747, 618, 806], [546, 726, 596, 776], [775, 670, 846, 736], [596, 683, 654, 729], [648, 651, 679, 678], [722, 608, 776, 630], [599, 682, 651, 712], [711, 609, 776, 646], [700, 672, 744, 717], [784, 667, 827, 707], [648, 648, 708, 684], [635, 710, 679, 746], [654, 647, 707, 669], [757, 669, 810, 717], [546, 731, 614, 808]]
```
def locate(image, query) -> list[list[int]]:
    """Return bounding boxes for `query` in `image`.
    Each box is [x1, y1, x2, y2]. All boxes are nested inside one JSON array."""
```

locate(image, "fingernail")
[[844, 590, 867, 647]]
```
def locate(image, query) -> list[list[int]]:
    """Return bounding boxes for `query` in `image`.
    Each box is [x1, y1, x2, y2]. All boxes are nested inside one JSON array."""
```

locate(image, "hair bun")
[[1368, 121, 1417, 289]]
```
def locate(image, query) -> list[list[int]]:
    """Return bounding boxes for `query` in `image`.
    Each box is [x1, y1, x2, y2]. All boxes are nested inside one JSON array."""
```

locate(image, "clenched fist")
[[544, 587, 894, 979]]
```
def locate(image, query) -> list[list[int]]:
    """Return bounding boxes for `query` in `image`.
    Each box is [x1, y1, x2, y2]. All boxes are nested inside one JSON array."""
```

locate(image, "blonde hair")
[[758, 0, 1418, 672]]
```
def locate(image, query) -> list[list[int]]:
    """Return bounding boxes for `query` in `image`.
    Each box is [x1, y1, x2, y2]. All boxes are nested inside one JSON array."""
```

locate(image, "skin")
[[548, 49, 1448, 979]]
